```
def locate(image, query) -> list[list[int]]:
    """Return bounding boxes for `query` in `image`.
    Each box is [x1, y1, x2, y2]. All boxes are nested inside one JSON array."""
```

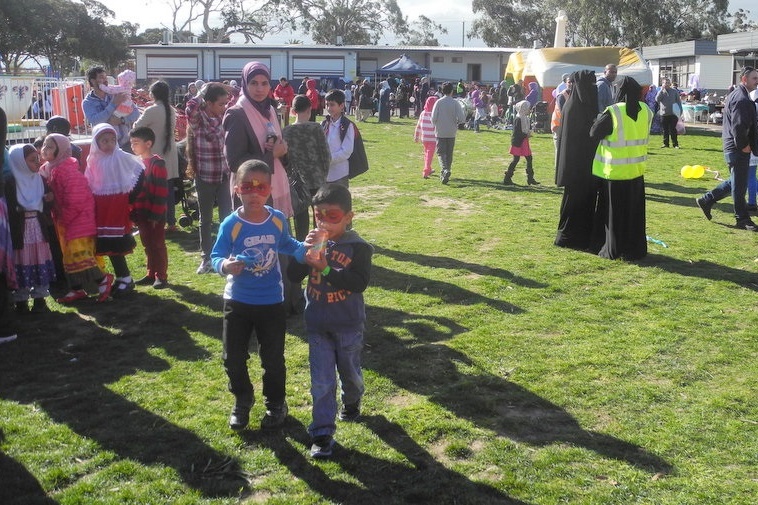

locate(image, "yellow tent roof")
[[505, 46, 652, 87]]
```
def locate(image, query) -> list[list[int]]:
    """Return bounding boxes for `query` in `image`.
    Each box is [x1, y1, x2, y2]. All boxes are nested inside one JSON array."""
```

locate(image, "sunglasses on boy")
[[314, 208, 345, 224], [238, 181, 271, 195]]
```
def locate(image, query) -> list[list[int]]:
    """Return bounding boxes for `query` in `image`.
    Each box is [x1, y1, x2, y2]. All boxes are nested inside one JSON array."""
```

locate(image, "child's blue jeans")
[[308, 328, 364, 439], [747, 164, 757, 206]]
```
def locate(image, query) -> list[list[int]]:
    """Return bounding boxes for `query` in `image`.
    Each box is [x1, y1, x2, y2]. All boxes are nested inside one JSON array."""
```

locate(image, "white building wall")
[[133, 44, 510, 87], [695, 56, 732, 91]]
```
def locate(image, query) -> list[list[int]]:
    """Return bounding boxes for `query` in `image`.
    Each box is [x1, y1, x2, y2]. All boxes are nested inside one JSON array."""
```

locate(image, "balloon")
[[681, 164, 705, 179]]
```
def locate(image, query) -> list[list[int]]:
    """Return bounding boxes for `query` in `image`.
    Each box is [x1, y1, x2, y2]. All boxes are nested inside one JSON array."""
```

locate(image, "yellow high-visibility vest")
[[592, 102, 652, 180]]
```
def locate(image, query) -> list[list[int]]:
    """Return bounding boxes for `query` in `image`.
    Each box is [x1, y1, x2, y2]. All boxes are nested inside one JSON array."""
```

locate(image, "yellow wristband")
[[321, 266, 331, 276]]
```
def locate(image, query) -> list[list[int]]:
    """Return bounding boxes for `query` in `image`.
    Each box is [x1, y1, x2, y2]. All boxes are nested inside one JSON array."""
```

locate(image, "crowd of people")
[[2, 61, 757, 458], [0, 61, 376, 460]]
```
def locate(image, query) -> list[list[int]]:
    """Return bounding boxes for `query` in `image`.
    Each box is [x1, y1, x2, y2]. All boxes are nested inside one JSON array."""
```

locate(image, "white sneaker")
[[196, 259, 213, 274]]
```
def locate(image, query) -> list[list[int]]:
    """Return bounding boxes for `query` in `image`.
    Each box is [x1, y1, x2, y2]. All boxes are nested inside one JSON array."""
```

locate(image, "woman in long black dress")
[[378, 81, 391, 123], [589, 77, 651, 260], [554, 70, 600, 250]]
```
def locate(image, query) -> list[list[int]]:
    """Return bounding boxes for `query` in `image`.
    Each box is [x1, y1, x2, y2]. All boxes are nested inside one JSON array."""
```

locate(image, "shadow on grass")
[[166, 226, 200, 254], [242, 415, 529, 504], [169, 282, 225, 317], [646, 181, 706, 196], [374, 245, 545, 291], [641, 254, 758, 290], [0, 299, 245, 499], [451, 177, 565, 194], [645, 181, 732, 211], [362, 305, 672, 474], [0, 430, 58, 505]]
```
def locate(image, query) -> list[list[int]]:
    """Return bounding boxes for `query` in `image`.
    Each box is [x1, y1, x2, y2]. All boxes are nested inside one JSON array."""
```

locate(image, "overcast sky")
[[98, 0, 757, 48]]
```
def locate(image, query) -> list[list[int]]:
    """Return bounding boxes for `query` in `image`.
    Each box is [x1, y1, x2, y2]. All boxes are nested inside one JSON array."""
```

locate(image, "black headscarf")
[[615, 76, 642, 120], [555, 70, 599, 187]]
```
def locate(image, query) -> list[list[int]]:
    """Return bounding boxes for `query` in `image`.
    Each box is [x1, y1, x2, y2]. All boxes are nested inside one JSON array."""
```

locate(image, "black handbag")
[[289, 174, 311, 215]]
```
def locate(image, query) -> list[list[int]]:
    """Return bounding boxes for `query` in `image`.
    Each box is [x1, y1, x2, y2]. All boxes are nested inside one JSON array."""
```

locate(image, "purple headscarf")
[[241, 61, 272, 119], [525, 81, 540, 107]]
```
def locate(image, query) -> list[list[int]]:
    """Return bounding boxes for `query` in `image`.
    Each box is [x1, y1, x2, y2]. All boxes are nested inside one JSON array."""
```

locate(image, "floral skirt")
[[0, 198, 18, 290], [14, 212, 56, 289], [55, 222, 105, 288]]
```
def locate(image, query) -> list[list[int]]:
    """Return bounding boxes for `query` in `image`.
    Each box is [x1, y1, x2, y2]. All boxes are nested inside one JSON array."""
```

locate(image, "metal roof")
[[131, 43, 520, 53]]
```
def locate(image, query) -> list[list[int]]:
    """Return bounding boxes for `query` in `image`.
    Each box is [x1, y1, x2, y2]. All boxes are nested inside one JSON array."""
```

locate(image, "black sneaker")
[[735, 219, 758, 231], [229, 402, 252, 431], [309, 435, 335, 458], [339, 403, 361, 422], [112, 279, 135, 298], [441, 171, 450, 185], [153, 278, 169, 289], [695, 197, 713, 221], [260, 402, 288, 429], [135, 275, 154, 286], [15, 301, 29, 315]]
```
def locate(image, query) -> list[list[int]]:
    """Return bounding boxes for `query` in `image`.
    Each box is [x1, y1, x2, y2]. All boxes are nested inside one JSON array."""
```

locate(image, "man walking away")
[[696, 67, 758, 231]]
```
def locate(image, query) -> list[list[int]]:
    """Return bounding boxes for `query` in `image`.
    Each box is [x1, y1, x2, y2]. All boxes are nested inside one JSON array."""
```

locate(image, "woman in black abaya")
[[589, 76, 650, 260], [554, 70, 600, 250]]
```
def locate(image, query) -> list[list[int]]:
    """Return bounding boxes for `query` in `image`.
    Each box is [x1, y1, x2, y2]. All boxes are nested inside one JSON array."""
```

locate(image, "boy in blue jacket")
[[288, 184, 373, 458], [211, 160, 306, 431]]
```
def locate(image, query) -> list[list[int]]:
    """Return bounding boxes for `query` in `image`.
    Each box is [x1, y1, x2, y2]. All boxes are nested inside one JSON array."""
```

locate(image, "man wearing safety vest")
[[589, 76, 652, 260]]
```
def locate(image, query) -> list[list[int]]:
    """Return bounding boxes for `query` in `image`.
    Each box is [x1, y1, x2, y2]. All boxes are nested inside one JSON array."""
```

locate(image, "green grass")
[[2, 117, 758, 504]]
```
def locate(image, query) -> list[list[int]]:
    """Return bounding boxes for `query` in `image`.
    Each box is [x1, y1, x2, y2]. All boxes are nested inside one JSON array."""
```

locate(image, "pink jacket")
[[49, 157, 97, 241], [414, 96, 438, 143]]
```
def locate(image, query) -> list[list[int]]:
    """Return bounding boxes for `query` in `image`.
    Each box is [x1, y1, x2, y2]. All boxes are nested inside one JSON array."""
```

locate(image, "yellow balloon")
[[691, 165, 705, 178], [680, 165, 693, 178]]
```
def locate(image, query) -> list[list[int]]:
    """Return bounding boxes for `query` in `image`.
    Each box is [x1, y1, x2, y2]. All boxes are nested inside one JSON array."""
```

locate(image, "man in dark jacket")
[[696, 66, 758, 231]]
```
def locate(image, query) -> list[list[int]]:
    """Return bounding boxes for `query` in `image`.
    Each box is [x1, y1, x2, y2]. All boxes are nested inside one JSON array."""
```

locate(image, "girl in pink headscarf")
[[42, 133, 113, 303], [223, 61, 292, 217], [413, 95, 438, 179]]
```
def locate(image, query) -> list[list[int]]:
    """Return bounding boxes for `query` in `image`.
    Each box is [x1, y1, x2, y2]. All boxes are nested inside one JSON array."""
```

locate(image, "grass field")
[[2, 116, 757, 504]]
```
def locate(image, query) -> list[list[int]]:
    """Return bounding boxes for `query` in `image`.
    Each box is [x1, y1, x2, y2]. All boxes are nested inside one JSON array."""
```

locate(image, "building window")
[[452, 57, 463, 63], [658, 57, 695, 89], [433, 56, 444, 63]]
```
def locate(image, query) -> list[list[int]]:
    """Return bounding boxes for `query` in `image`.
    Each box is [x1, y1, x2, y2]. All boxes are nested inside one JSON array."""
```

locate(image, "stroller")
[[531, 101, 551, 133], [175, 139, 199, 228]]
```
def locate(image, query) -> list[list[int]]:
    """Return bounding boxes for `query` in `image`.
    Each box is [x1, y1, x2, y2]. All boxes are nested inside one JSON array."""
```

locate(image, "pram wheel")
[[190, 210, 199, 221], [178, 214, 193, 228]]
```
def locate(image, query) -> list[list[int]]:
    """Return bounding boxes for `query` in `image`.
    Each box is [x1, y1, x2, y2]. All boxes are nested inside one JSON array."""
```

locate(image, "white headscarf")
[[514, 100, 531, 136], [85, 123, 143, 196], [8, 144, 44, 212]]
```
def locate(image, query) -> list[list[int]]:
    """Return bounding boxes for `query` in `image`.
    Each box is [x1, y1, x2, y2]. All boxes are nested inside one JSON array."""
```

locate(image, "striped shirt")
[[186, 97, 229, 184], [414, 111, 436, 143], [132, 155, 168, 222]]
